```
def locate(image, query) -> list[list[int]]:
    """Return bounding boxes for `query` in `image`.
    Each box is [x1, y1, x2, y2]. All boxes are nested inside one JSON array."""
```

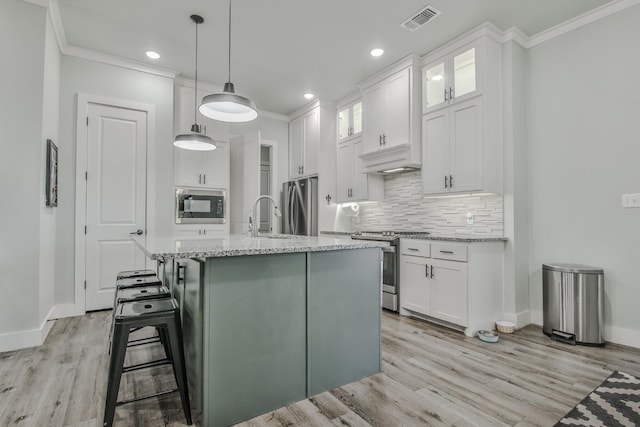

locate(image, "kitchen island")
[[134, 234, 386, 426]]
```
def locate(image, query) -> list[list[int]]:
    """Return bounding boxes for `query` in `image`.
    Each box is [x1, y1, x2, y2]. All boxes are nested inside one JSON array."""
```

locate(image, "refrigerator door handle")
[[288, 185, 294, 234]]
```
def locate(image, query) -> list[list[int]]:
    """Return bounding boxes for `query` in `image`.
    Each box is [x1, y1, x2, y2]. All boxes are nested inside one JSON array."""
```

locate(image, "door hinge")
[[84, 226, 87, 234], [86, 117, 89, 126], [84, 280, 87, 289]]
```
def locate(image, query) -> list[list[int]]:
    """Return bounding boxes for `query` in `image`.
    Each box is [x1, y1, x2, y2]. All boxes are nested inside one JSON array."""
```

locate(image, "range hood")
[[358, 143, 421, 174]]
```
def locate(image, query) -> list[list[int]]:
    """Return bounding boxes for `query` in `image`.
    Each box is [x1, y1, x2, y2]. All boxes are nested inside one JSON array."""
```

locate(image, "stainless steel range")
[[351, 231, 400, 312]]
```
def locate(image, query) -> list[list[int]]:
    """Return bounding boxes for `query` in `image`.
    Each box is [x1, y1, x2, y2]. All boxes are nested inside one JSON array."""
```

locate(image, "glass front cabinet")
[[337, 99, 363, 143], [422, 40, 481, 113]]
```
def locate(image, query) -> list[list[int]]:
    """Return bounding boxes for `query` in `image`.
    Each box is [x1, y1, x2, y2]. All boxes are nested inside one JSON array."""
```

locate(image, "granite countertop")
[[320, 230, 506, 243], [399, 234, 507, 243], [133, 234, 389, 260]]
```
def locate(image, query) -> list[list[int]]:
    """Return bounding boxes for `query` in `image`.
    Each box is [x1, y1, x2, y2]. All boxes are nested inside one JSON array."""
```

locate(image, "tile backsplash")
[[350, 171, 503, 236]]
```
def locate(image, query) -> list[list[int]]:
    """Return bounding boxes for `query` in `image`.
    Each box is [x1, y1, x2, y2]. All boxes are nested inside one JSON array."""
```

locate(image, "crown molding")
[[257, 110, 290, 122], [528, 0, 640, 47]]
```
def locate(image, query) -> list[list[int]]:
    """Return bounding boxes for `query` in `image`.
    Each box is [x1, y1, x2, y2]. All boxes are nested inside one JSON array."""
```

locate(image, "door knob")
[[129, 229, 144, 235]]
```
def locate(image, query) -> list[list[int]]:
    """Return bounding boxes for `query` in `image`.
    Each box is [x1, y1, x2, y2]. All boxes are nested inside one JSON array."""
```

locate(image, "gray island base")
[[134, 235, 385, 426]]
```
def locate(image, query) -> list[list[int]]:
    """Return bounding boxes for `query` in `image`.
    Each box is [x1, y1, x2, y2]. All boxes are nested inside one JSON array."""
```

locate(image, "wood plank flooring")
[[1, 310, 639, 426]]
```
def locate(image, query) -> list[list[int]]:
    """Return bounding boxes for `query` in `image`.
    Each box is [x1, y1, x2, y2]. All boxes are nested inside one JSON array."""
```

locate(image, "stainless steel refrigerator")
[[282, 177, 318, 236]]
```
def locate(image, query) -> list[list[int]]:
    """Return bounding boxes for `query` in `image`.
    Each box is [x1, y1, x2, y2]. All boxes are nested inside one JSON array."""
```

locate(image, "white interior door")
[[85, 103, 148, 311]]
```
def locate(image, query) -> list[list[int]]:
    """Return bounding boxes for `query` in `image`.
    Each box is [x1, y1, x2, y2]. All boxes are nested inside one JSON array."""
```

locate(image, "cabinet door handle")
[[449, 87, 454, 101], [203, 229, 206, 235], [301, 165, 304, 174], [444, 175, 448, 188], [449, 175, 453, 188], [425, 264, 429, 278], [203, 174, 206, 185], [430, 265, 434, 278], [379, 135, 382, 146], [176, 263, 185, 284], [383, 134, 386, 144], [440, 250, 454, 254], [199, 174, 202, 184], [444, 89, 448, 102]]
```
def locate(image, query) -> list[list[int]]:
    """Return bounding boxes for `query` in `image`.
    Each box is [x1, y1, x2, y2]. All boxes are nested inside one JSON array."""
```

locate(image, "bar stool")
[[116, 269, 157, 280], [104, 298, 192, 427], [111, 285, 172, 352]]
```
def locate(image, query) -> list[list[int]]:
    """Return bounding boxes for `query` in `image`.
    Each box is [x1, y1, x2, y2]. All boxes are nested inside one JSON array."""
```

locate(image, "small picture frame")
[[46, 139, 58, 207]]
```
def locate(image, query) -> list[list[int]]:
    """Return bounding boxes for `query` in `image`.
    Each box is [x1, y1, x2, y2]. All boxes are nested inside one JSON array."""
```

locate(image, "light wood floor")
[[1, 311, 638, 426]]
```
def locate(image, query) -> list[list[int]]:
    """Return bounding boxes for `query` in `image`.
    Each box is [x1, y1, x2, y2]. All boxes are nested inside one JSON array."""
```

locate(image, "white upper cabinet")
[[336, 138, 382, 203], [289, 106, 319, 179], [357, 55, 422, 173], [337, 99, 362, 143], [423, 41, 480, 113], [361, 67, 410, 153], [174, 141, 229, 189], [422, 98, 483, 195], [174, 84, 230, 189], [421, 34, 502, 196]]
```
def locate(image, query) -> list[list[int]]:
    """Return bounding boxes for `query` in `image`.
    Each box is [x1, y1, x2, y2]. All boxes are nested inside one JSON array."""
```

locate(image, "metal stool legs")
[[104, 299, 192, 427]]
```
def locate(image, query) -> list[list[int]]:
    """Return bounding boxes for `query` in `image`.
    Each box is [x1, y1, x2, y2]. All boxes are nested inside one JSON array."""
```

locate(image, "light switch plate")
[[622, 193, 640, 208]]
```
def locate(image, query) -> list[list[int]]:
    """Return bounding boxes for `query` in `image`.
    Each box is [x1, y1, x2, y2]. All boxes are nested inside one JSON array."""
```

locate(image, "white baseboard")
[[0, 306, 56, 353], [530, 309, 543, 326], [50, 303, 84, 319], [503, 310, 532, 329], [524, 310, 639, 349], [604, 325, 640, 349]]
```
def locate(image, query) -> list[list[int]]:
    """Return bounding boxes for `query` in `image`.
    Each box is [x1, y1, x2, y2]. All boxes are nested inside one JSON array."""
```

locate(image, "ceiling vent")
[[401, 5, 441, 31]]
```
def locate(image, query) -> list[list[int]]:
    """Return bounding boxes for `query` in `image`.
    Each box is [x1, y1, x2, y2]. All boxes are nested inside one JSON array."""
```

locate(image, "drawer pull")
[[408, 248, 419, 251], [440, 250, 454, 254]]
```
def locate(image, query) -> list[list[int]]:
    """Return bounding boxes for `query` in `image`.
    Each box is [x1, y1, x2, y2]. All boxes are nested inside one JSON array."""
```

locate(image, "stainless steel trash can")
[[542, 263, 604, 346]]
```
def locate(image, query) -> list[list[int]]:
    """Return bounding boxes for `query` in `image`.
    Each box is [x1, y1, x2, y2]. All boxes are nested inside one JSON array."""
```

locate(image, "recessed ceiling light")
[[431, 74, 443, 81], [146, 51, 160, 59], [304, 93, 314, 99], [370, 48, 384, 57]]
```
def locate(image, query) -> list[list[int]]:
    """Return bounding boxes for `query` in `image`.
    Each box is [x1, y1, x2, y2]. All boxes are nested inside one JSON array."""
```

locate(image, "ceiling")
[[56, 0, 611, 116]]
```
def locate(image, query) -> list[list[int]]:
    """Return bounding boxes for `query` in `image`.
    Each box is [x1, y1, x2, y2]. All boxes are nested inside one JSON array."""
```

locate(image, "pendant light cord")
[[227, 0, 232, 83], [194, 18, 199, 125]]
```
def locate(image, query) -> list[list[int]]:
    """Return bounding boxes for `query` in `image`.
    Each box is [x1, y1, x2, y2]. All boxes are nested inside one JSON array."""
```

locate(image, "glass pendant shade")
[[174, 124, 216, 151], [199, 82, 258, 123]]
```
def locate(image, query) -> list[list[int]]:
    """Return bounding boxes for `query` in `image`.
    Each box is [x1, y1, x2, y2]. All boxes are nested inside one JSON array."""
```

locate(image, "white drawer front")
[[431, 242, 467, 262], [400, 239, 430, 257]]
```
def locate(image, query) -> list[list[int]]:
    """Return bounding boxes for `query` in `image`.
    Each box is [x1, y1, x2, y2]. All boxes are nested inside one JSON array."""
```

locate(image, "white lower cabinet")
[[399, 239, 503, 336]]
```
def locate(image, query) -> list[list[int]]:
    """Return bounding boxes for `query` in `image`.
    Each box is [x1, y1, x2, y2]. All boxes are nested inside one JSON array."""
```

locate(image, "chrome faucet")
[[251, 195, 281, 237]]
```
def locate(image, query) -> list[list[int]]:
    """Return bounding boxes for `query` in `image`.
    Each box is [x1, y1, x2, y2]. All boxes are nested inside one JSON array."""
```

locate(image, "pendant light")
[[199, 0, 258, 123], [174, 14, 216, 151]]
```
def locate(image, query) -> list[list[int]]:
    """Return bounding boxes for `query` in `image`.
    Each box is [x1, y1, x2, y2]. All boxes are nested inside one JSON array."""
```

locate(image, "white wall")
[[501, 41, 530, 326], [56, 56, 175, 304], [527, 5, 640, 344], [230, 115, 289, 193], [39, 9, 61, 325], [0, 0, 47, 335]]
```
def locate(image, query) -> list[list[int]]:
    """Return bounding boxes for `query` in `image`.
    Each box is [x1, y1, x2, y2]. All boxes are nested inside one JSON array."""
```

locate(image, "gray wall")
[[0, 0, 55, 333], [527, 6, 640, 333], [56, 56, 175, 304]]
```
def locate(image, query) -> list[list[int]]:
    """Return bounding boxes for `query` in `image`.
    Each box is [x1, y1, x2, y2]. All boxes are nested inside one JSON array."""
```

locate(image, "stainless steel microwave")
[[175, 188, 226, 224]]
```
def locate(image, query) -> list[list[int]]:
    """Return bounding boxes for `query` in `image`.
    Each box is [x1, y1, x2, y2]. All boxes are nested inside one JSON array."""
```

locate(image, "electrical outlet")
[[466, 212, 474, 224], [622, 193, 640, 208]]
